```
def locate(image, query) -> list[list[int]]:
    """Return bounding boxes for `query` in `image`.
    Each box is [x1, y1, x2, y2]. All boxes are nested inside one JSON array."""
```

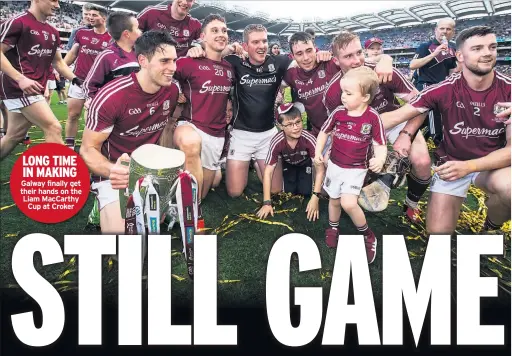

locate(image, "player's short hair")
[[331, 30, 359, 56], [456, 25, 495, 50], [82, 3, 94, 11], [278, 107, 302, 125], [201, 13, 226, 32], [304, 27, 316, 38], [342, 66, 380, 103], [135, 31, 178, 61], [289, 32, 314, 54], [88, 4, 108, 18], [436, 17, 456, 29], [243, 24, 267, 43], [107, 12, 135, 41]]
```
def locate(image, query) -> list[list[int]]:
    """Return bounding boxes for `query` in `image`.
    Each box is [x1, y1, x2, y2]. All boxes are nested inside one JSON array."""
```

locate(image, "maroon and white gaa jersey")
[[283, 60, 339, 136], [72, 28, 111, 80], [323, 64, 416, 118], [321, 106, 386, 168], [410, 71, 511, 162], [48, 66, 56, 81], [174, 57, 234, 137], [265, 130, 317, 166], [137, 4, 201, 58], [86, 72, 180, 167], [0, 11, 61, 99]]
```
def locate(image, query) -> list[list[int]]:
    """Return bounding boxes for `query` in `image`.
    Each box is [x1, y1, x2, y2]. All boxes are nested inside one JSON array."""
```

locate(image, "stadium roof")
[[84, 0, 511, 34]]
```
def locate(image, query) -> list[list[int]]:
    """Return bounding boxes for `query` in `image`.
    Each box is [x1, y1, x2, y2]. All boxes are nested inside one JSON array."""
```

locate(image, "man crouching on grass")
[[257, 103, 325, 222]]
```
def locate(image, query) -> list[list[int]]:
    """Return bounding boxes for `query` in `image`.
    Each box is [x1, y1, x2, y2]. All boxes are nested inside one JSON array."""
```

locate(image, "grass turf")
[[0, 91, 510, 307]]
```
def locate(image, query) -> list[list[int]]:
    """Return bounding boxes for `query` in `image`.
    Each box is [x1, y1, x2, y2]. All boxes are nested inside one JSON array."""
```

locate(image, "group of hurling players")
[[1, 0, 510, 264]]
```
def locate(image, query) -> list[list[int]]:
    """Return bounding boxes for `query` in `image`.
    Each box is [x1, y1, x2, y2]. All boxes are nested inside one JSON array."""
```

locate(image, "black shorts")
[[282, 159, 313, 196], [416, 82, 443, 145], [55, 79, 66, 91]]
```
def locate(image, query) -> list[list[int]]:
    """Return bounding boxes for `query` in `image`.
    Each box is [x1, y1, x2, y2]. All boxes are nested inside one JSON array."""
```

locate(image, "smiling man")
[[80, 31, 181, 234], [137, 0, 201, 58], [381, 26, 511, 236]]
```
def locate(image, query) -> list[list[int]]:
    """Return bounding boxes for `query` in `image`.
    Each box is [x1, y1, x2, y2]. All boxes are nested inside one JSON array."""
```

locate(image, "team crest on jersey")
[[163, 100, 170, 110], [51, 34, 56, 41], [183, 30, 190, 37], [227, 70, 232, 79], [42, 31, 49, 40], [318, 70, 325, 79], [360, 124, 372, 135], [91, 38, 99, 45], [256, 67, 263, 73], [102, 41, 108, 47], [268, 64, 275, 72]]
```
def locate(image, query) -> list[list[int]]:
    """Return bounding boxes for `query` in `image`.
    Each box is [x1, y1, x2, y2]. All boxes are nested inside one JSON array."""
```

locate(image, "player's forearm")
[[262, 166, 275, 201], [63, 48, 78, 66], [80, 144, 114, 178], [53, 56, 76, 81], [410, 54, 435, 70], [467, 146, 511, 173], [401, 112, 428, 136], [315, 131, 329, 157], [313, 163, 325, 194], [0, 52, 24, 82], [381, 105, 422, 130], [373, 144, 387, 164]]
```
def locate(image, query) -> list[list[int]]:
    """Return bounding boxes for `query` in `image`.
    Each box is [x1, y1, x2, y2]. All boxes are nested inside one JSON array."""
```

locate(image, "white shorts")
[[385, 121, 407, 144], [47, 80, 56, 90], [176, 121, 225, 171], [91, 180, 119, 210], [67, 82, 86, 100], [2, 95, 45, 113], [323, 161, 368, 198], [228, 127, 278, 161], [430, 171, 480, 198]]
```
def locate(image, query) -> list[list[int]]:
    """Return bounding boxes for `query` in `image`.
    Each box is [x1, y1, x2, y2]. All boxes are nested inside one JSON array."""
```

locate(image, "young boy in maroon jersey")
[[257, 103, 325, 222], [315, 67, 387, 263]]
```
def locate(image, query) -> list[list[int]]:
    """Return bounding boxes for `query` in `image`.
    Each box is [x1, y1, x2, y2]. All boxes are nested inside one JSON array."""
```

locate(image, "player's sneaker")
[[364, 231, 377, 264], [325, 227, 339, 248], [404, 205, 421, 224]]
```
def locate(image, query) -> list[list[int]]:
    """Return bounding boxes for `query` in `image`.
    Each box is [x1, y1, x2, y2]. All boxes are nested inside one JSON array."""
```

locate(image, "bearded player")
[[0, 0, 79, 160], [173, 14, 234, 232], [64, 4, 111, 150], [323, 31, 432, 222], [382, 26, 510, 236], [137, 0, 201, 58], [80, 31, 181, 234]]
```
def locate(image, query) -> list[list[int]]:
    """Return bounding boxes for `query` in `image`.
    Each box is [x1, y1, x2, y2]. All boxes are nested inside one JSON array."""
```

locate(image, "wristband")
[[312, 192, 321, 198], [263, 200, 272, 206]]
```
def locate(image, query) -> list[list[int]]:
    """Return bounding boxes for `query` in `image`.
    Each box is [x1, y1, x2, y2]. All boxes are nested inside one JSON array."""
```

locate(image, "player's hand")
[[369, 157, 385, 173], [305, 195, 320, 221], [375, 56, 393, 84], [178, 93, 187, 104], [434, 160, 474, 181], [187, 46, 205, 58], [316, 50, 332, 62], [229, 42, 244, 56], [433, 44, 448, 56], [257, 205, 274, 219], [55, 72, 61, 82], [314, 153, 324, 166], [17, 76, 44, 95], [110, 153, 130, 190], [43, 87, 50, 101], [495, 102, 511, 125], [393, 133, 412, 157]]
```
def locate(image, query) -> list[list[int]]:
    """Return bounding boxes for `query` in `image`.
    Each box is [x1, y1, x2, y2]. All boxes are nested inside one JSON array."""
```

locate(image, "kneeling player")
[[257, 103, 325, 221], [315, 67, 387, 263]]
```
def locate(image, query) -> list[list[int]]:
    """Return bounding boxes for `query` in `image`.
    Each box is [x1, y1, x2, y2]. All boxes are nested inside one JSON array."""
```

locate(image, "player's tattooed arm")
[[0, 43, 44, 95], [53, 49, 77, 81], [63, 43, 79, 66], [256, 164, 277, 220]]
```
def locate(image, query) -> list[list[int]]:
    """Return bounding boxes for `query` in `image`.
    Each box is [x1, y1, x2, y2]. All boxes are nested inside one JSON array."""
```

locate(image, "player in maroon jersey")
[[64, 4, 110, 149], [323, 31, 432, 222], [80, 31, 180, 234], [172, 14, 234, 233], [381, 26, 511, 236], [257, 103, 325, 221], [137, 0, 201, 58], [83, 11, 141, 102], [315, 67, 387, 263], [0, 0, 79, 160]]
